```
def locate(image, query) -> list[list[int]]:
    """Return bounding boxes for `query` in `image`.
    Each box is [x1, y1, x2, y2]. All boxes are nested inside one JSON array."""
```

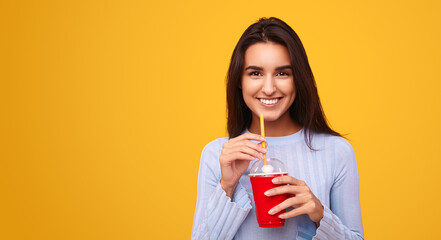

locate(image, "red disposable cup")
[[249, 172, 288, 228]]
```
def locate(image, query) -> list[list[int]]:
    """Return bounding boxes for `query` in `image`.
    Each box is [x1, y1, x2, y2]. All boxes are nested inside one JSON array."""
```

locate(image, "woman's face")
[[241, 42, 296, 123]]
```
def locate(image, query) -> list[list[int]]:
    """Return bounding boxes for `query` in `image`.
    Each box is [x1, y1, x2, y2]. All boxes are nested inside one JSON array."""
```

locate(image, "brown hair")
[[226, 17, 340, 148]]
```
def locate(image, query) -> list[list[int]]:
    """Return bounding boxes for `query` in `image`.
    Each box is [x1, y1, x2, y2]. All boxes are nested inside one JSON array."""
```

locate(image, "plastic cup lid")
[[248, 158, 287, 176]]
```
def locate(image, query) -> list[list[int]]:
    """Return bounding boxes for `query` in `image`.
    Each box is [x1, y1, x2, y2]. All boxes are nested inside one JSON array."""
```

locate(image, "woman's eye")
[[277, 72, 290, 76], [249, 71, 261, 76]]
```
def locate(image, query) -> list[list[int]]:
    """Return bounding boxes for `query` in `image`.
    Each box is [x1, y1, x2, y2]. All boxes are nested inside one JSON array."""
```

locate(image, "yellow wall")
[[1, 0, 440, 239]]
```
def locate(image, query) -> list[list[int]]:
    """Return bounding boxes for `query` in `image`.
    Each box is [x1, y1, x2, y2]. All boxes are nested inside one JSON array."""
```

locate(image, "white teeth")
[[259, 98, 279, 105]]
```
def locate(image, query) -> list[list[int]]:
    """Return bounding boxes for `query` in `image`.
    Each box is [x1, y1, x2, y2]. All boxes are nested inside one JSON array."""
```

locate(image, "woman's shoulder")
[[312, 133, 357, 179], [313, 132, 354, 155], [198, 137, 229, 169], [203, 136, 229, 149], [200, 136, 229, 156]]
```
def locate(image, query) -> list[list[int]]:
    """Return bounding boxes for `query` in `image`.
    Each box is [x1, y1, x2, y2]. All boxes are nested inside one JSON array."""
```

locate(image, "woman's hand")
[[265, 176, 324, 226], [219, 133, 267, 198]]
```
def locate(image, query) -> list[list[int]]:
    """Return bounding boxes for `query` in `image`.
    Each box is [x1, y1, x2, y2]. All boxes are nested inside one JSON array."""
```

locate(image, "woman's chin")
[[254, 110, 292, 124], [260, 114, 282, 122]]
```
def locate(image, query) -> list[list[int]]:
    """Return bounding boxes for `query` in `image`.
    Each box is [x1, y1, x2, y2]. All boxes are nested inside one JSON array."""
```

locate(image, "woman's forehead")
[[244, 42, 291, 69]]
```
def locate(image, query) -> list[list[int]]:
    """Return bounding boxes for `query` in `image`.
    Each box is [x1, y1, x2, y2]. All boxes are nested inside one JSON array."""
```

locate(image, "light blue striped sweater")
[[192, 129, 364, 239]]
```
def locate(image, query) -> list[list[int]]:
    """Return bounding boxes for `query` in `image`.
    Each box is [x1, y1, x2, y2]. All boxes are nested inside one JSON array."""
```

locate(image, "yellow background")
[[1, 0, 440, 239]]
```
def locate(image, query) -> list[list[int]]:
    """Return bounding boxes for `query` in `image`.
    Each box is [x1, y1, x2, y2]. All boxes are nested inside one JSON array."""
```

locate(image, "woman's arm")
[[264, 137, 364, 239], [191, 139, 253, 240], [313, 138, 364, 239]]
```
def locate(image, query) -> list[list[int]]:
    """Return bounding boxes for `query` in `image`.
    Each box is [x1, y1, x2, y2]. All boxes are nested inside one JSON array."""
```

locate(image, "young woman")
[[192, 17, 363, 239]]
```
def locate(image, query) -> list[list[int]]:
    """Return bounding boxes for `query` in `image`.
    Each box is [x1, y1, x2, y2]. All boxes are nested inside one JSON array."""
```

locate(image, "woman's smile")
[[258, 97, 282, 106]]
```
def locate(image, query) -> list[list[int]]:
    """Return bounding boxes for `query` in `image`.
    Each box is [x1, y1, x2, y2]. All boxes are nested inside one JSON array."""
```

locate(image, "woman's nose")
[[262, 76, 276, 95]]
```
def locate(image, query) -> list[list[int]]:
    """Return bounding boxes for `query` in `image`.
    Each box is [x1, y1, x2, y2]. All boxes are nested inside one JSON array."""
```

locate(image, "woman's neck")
[[248, 114, 302, 137]]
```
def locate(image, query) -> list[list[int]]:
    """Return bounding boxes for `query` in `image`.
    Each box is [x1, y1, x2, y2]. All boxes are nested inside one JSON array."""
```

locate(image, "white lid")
[[249, 158, 286, 175]]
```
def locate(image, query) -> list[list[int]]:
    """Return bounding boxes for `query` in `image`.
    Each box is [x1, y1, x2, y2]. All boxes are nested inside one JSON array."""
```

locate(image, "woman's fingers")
[[230, 132, 265, 143], [278, 205, 309, 219], [268, 196, 306, 215], [279, 200, 323, 222], [264, 185, 308, 196], [238, 140, 267, 153], [264, 176, 325, 223], [272, 175, 306, 186], [226, 147, 263, 161], [234, 147, 263, 160], [220, 151, 255, 164], [222, 139, 267, 161], [234, 142, 267, 158]]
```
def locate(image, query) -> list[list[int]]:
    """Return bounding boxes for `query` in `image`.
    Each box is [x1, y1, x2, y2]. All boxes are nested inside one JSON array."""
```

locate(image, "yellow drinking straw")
[[260, 114, 267, 167]]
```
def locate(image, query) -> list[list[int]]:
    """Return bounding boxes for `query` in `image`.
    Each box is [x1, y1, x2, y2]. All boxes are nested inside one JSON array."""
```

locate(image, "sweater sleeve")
[[313, 138, 364, 240], [191, 139, 252, 240]]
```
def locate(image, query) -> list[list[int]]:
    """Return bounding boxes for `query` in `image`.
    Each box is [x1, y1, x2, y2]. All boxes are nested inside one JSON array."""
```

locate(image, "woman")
[[192, 17, 363, 239]]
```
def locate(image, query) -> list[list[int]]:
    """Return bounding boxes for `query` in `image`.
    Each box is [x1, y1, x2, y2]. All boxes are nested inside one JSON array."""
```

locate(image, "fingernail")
[[262, 148, 268, 153], [272, 178, 279, 183], [268, 208, 276, 215], [278, 213, 285, 219], [264, 190, 271, 196]]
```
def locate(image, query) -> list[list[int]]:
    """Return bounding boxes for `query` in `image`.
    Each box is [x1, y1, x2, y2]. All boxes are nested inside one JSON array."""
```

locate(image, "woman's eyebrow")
[[275, 65, 293, 71], [245, 65, 293, 71], [245, 66, 263, 71]]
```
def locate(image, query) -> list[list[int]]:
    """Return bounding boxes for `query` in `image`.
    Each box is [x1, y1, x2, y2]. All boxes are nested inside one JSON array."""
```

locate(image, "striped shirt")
[[192, 129, 364, 239]]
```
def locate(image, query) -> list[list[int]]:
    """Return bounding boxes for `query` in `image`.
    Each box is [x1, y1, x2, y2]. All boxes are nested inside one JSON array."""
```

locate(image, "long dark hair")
[[226, 17, 340, 149]]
